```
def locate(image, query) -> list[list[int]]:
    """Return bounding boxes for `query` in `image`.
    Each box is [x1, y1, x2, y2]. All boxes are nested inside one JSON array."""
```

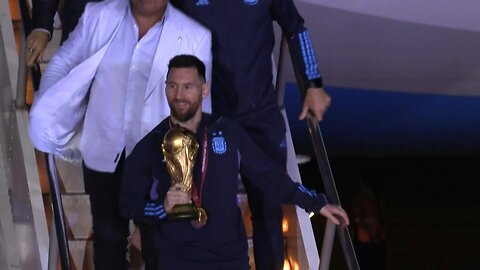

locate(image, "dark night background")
[[285, 84, 480, 269]]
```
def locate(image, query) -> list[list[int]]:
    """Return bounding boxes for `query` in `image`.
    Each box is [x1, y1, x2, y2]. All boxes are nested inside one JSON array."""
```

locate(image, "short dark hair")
[[167, 55, 206, 82]]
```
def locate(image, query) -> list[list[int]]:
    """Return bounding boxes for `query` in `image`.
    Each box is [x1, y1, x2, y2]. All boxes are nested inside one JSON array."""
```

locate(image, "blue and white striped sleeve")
[[287, 29, 324, 92], [144, 202, 168, 221]]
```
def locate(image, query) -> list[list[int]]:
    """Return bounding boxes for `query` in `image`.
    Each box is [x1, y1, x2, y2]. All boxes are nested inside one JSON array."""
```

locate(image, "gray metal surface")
[[274, 26, 359, 269], [1, 2, 48, 269], [275, 36, 320, 269], [306, 116, 360, 270], [46, 154, 71, 270]]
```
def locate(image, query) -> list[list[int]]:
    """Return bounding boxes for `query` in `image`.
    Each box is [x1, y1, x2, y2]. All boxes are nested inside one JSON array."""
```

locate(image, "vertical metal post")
[[16, 0, 43, 109], [48, 216, 59, 270], [306, 115, 360, 270], [16, 0, 71, 267], [319, 220, 336, 270], [275, 32, 360, 269], [45, 154, 71, 270], [15, 31, 27, 109]]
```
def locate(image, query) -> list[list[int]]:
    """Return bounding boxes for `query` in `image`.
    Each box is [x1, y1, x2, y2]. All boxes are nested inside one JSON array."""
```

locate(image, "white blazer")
[[29, 0, 212, 172]]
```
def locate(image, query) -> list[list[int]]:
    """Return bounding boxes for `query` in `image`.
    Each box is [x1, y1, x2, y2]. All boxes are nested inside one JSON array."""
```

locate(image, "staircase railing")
[[16, 0, 72, 268], [15, 0, 41, 109], [306, 116, 359, 270], [17, 1, 358, 267], [45, 154, 72, 270], [275, 36, 360, 270]]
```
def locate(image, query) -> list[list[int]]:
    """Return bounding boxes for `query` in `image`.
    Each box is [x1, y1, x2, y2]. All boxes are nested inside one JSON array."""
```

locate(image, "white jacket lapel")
[[144, 8, 182, 100]]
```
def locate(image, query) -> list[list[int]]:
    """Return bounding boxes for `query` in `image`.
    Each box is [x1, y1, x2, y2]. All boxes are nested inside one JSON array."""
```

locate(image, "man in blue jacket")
[[171, 1, 332, 268], [119, 55, 348, 269]]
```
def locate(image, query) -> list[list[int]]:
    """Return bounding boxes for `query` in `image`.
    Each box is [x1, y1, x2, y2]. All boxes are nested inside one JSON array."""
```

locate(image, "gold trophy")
[[162, 125, 200, 220]]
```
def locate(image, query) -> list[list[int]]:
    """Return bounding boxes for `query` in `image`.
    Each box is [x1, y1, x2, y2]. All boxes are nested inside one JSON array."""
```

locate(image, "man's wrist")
[[31, 28, 52, 40], [306, 78, 323, 89]]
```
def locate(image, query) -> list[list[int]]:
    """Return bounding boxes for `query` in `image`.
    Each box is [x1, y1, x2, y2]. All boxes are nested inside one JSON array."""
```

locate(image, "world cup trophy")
[[162, 125, 200, 220]]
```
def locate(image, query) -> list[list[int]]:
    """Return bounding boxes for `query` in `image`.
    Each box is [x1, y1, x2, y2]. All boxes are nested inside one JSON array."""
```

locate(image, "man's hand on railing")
[[319, 204, 350, 226], [298, 87, 331, 122], [26, 30, 50, 67]]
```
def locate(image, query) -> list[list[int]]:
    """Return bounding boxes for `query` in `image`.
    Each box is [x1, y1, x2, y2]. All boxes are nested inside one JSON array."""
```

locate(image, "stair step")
[[62, 194, 92, 239], [55, 156, 85, 194], [68, 240, 90, 270]]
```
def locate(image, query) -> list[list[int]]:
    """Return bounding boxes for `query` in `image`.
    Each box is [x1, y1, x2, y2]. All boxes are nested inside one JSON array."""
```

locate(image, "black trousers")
[[83, 155, 129, 270], [238, 106, 287, 270]]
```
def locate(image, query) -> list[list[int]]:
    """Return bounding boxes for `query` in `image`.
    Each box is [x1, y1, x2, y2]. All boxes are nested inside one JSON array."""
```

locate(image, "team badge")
[[212, 131, 227, 154], [243, 0, 258, 6]]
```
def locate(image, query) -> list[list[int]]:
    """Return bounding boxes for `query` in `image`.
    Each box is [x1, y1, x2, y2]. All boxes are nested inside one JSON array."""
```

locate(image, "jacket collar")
[[144, 4, 183, 100]]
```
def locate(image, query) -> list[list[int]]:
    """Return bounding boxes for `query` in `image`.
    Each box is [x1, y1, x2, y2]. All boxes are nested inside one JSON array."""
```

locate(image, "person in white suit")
[[29, 0, 211, 268]]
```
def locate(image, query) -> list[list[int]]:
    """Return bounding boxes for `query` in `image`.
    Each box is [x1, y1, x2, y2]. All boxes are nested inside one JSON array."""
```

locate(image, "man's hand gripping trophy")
[[162, 125, 207, 228]]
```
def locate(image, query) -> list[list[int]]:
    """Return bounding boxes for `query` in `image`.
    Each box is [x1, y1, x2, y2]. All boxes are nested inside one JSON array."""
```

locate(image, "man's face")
[[131, 0, 167, 17], [166, 67, 207, 122]]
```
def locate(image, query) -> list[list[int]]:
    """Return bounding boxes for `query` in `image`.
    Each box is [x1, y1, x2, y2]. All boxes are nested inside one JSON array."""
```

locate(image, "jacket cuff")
[[291, 184, 328, 213], [144, 202, 167, 221], [305, 78, 324, 89]]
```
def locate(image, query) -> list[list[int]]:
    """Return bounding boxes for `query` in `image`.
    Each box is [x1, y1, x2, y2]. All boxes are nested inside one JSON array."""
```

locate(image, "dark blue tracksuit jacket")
[[119, 114, 327, 269], [171, 0, 323, 119], [171, 0, 324, 170]]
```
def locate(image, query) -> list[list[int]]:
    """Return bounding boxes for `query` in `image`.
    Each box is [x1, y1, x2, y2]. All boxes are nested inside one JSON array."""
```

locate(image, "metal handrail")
[[275, 36, 360, 270], [16, 0, 72, 268], [45, 154, 71, 270], [306, 115, 360, 270], [14, 0, 29, 109], [15, 0, 42, 109]]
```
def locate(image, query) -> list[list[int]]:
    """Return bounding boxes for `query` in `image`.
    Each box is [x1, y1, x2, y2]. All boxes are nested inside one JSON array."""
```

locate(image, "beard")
[[169, 99, 200, 122]]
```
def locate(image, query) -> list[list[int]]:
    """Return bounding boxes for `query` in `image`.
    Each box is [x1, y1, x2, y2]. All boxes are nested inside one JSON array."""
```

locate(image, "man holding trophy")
[[119, 55, 349, 269]]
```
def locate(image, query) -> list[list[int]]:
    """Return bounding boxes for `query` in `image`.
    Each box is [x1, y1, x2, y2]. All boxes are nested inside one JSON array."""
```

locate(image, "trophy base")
[[168, 204, 198, 221]]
